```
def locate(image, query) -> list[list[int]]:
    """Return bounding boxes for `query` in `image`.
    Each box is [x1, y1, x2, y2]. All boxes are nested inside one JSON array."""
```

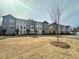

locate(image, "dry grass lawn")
[[0, 35, 79, 59]]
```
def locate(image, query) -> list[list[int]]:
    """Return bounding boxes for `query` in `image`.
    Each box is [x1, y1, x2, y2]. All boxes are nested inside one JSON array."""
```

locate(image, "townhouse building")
[[58, 25, 66, 34], [26, 19, 43, 35], [0, 26, 2, 35], [1, 15, 45, 35], [2, 15, 16, 35], [48, 22, 57, 34], [26, 19, 36, 35], [35, 21, 43, 35], [48, 22, 71, 35], [15, 19, 27, 35], [1, 14, 72, 35], [48, 24, 54, 34], [42, 21, 49, 34], [65, 25, 71, 34], [2, 14, 27, 35]]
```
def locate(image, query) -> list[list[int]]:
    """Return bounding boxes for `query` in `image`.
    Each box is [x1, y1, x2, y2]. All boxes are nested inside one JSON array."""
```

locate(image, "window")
[[20, 31, 22, 34], [24, 31, 25, 34], [9, 25, 14, 29], [20, 26, 22, 29], [17, 26, 18, 29], [24, 26, 25, 29], [31, 27, 34, 29]]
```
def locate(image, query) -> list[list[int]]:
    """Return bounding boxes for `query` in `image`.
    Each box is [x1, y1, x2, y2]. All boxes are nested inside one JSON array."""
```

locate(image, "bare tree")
[[49, 0, 63, 43]]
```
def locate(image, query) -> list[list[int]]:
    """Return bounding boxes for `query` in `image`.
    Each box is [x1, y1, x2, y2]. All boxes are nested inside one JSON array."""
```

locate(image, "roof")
[[2, 14, 14, 18], [49, 22, 70, 27], [2, 14, 27, 21], [42, 21, 49, 24]]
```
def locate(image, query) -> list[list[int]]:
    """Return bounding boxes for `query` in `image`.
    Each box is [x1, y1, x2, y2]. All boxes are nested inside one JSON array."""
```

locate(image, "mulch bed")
[[50, 41, 71, 49]]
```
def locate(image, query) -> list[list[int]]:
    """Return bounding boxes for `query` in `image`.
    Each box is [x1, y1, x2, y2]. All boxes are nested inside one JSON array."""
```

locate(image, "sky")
[[0, 0, 79, 27]]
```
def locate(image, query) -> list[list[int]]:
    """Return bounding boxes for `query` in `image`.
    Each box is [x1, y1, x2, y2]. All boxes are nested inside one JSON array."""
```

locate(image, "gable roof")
[[2, 14, 16, 19]]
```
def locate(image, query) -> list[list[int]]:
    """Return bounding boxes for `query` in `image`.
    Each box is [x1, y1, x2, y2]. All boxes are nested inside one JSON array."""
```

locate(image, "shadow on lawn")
[[50, 41, 71, 49]]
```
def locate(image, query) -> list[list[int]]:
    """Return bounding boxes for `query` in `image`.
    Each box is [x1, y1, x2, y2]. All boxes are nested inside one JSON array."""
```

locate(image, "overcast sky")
[[0, 0, 79, 27]]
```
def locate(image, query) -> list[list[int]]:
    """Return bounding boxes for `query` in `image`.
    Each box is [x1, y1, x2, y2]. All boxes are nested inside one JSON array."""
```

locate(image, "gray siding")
[[2, 15, 16, 35]]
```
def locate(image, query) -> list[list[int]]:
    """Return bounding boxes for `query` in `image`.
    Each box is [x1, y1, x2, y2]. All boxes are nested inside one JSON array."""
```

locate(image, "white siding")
[[36, 22, 43, 34], [16, 20, 26, 35]]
